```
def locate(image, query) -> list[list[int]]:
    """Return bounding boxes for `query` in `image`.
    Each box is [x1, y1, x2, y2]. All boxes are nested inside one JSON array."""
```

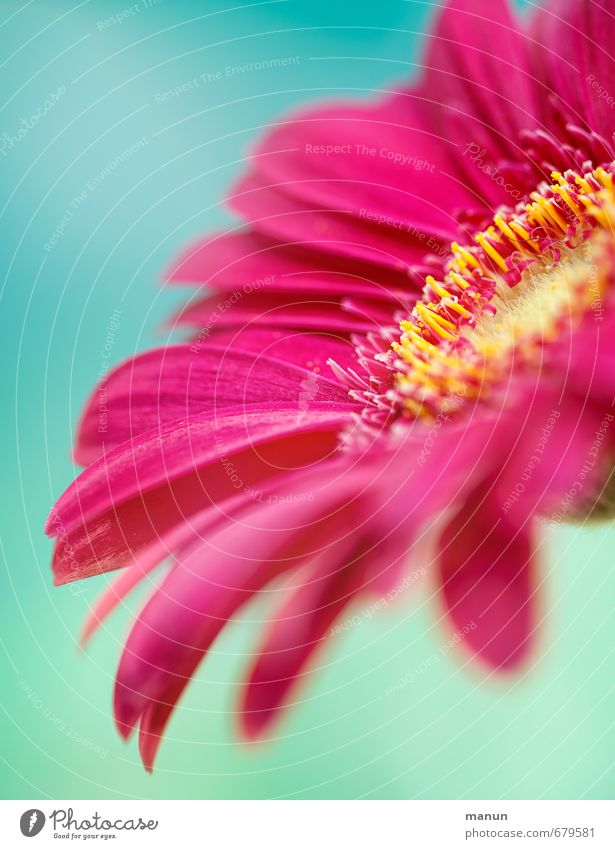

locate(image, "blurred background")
[[1, 0, 614, 800]]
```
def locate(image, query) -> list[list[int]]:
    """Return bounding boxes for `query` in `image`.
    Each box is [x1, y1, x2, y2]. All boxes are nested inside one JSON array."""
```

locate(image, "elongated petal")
[[530, 0, 615, 143], [79, 492, 250, 645], [49, 405, 350, 536], [196, 327, 359, 373], [239, 538, 368, 739], [75, 344, 354, 465], [171, 289, 384, 335], [421, 0, 539, 186], [168, 228, 411, 303], [115, 464, 362, 751], [48, 408, 350, 583], [128, 411, 513, 766], [438, 492, 537, 670]]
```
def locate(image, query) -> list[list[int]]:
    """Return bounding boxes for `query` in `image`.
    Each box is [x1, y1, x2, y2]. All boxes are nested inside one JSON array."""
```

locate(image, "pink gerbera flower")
[[47, 0, 615, 771]]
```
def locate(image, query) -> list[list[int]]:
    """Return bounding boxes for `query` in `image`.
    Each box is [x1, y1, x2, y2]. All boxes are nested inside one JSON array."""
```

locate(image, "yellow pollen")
[[475, 232, 509, 272], [391, 162, 615, 419], [494, 213, 521, 244], [426, 275, 450, 299], [449, 270, 470, 290], [451, 241, 480, 270], [415, 303, 457, 339], [508, 219, 539, 251], [595, 166, 613, 189], [575, 173, 593, 193], [530, 193, 568, 232]]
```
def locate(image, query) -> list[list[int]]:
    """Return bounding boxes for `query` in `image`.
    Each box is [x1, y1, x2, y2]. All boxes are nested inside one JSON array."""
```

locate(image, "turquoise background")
[[1, 0, 615, 800]]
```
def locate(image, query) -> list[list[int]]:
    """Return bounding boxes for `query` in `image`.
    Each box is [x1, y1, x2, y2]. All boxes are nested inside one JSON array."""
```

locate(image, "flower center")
[[391, 164, 615, 419]]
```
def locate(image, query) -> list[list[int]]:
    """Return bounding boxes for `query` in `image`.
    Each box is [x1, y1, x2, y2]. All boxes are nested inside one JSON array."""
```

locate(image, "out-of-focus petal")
[[438, 489, 537, 670]]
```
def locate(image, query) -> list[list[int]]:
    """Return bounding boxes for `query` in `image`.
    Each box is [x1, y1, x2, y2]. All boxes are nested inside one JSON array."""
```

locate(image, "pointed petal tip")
[[139, 734, 160, 774], [78, 622, 95, 650], [446, 612, 536, 675], [238, 710, 277, 744], [237, 687, 285, 744], [115, 716, 135, 741], [113, 690, 138, 741]]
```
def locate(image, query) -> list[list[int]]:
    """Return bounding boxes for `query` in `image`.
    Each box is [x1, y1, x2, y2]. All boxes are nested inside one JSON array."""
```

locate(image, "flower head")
[[47, 0, 615, 770]]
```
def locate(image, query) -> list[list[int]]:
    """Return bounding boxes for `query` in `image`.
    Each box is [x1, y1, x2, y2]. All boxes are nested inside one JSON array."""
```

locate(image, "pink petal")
[[530, 0, 615, 143], [199, 327, 360, 373], [229, 92, 488, 252], [168, 228, 411, 303], [420, 0, 540, 192], [115, 464, 362, 754], [438, 490, 537, 671], [48, 408, 350, 583], [239, 536, 370, 740], [171, 289, 385, 335], [546, 291, 615, 405], [75, 344, 355, 465], [229, 170, 443, 273], [495, 387, 610, 527], [129, 413, 515, 766], [49, 405, 350, 537], [79, 493, 250, 645]]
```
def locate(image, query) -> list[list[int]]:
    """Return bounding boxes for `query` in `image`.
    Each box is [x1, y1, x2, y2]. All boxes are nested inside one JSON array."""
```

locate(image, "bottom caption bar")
[[0, 800, 613, 847]]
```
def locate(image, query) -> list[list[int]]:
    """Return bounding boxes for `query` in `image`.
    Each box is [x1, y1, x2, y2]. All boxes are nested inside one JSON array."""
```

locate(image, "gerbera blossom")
[[47, 0, 615, 770]]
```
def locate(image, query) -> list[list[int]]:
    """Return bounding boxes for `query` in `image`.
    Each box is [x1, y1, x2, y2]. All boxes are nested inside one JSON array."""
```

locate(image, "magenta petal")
[[127, 416, 516, 767], [530, 0, 615, 143], [172, 290, 383, 335], [495, 389, 610, 527], [48, 409, 349, 584], [114, 464, 361, 753], [75, 344, 355, 465], [239, 537, 364, 739], [546, 297, 615, 405], [229, 175, 437, 273], [200, 327, 360, 373], [229, 93, 489, 249], [168, 228, 410, 303], [421, 0, 539, 176], [78, 493, 250, 645], [438, 493, 537, 671], [48, 405, 350, 537]]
